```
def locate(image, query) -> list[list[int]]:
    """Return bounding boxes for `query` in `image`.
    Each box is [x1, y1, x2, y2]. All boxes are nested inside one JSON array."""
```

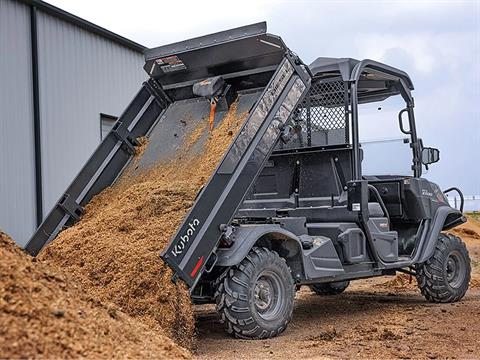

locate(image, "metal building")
[[0, 0, 147, 246]]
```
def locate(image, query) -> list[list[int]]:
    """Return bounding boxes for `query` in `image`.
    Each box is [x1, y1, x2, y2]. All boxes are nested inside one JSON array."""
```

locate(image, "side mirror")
[[421, 147, 440, 165]]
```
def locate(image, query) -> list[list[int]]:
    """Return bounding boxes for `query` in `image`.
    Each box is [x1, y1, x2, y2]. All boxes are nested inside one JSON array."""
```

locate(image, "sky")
[[48, 0, 480, 195]]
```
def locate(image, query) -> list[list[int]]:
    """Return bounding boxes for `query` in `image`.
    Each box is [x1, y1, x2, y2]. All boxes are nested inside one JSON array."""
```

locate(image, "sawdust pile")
[[40, 101, 248, 349], [0, 230, 189, 359]]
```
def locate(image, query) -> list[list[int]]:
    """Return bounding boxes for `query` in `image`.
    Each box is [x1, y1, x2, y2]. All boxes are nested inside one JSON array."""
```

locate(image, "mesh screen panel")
[[290, 79, 349, 148]]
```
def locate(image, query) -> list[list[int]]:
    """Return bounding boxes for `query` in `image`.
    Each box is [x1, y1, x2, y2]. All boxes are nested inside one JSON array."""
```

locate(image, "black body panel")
[[242, 146, 353, 208]]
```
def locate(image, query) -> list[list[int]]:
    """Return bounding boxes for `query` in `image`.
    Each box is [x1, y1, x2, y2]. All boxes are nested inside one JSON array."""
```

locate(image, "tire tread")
[[416, 233, 470, 303], [215, 247, 295, 339]]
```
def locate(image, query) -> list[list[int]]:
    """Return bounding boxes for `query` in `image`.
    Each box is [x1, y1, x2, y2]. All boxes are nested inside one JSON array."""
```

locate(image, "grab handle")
[[398, 108, 411, 135], [443, 187, 464, 213]]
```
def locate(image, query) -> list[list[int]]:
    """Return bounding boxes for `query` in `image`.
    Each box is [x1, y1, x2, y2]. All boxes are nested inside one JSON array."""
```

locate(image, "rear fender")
[[418, 205, 466, 263], [216, 225, 304, 277]]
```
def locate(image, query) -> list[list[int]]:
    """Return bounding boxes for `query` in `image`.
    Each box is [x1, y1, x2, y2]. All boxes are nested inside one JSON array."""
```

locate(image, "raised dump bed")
[[25, 22, 312, 289]]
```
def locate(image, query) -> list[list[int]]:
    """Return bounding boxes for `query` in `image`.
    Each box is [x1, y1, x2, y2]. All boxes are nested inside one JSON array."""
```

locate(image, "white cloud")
[[355, 34, 435, 74], [354, 30, 478, 74]]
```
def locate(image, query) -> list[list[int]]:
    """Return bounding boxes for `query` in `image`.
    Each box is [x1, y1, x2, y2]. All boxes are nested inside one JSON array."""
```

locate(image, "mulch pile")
[[0, 230, 190, 359], [39, 101, 247, 350]]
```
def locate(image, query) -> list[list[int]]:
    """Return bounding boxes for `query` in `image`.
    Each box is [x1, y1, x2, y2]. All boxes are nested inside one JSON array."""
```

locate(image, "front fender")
[[216, 224, 302, 267], [418, 205, 466, 263]]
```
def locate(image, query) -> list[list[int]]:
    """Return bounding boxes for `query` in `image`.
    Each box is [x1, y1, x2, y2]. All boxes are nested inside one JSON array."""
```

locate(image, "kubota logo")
[[171, 219, 200, 257]]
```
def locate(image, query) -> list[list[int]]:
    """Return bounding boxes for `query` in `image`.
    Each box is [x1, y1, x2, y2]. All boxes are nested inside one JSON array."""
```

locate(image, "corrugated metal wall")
[[37, 11, 146, 217], [0, 0, 37, 244], [0, 0, 147, 246]]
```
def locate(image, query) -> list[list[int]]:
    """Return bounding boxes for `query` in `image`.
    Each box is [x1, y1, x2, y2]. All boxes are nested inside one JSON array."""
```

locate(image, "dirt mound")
[[452, 217, 480, 240], [375, 273, 417, 291], [454, 227, 480, 239], [40, 102, 247, 349], [0, 230, 189, 359]]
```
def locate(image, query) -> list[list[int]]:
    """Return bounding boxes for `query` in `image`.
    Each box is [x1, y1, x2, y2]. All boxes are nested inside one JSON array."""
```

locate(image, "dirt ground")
[[194, 218, 480, 360]]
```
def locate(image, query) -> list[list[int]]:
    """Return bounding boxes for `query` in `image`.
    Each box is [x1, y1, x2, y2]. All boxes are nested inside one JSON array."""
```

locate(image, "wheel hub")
[[445, 250, 465, 288], [254, 279, 273, 310], [253, 271, 284, 320], [446, 258, 456, 281]]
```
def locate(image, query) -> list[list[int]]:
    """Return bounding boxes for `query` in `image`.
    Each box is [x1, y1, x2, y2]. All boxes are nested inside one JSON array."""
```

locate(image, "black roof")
[[18, 0, 146, 53], [309, 57, 414, 90], [309, 57, 414, 103]]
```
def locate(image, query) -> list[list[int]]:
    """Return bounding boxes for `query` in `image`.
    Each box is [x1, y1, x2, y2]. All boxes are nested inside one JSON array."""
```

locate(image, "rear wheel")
[[310, 281, 350, 295], [215, 247, 295, 339], [416, 233, 470, 303]]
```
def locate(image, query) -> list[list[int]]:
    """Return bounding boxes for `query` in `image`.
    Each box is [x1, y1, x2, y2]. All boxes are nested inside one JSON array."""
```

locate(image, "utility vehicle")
[[26, 22, 470, 339]]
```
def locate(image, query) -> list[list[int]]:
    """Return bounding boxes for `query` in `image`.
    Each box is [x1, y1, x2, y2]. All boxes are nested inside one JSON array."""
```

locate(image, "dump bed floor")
[[132, 92, 260, 175]]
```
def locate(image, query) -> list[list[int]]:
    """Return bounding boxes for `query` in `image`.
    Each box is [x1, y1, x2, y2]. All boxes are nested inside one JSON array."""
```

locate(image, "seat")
[[368, 202, 385, 217], [324, 190, 384, 218]]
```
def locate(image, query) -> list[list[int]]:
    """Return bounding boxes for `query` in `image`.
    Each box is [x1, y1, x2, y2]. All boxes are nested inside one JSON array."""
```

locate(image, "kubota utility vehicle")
[[26, 22, 470, 339]]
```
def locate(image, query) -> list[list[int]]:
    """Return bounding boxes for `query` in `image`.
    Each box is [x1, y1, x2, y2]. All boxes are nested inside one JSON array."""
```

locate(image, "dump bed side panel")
[[25, 80, 170, 256], [162, 54, 311, 288]]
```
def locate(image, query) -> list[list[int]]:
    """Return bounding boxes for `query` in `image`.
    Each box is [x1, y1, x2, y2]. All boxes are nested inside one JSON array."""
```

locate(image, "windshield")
[[358, 95, 413, 177]]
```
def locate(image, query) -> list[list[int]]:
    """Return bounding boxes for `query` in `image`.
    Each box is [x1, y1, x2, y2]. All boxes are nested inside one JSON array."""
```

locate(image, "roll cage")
[[306, 57, 423, 179]]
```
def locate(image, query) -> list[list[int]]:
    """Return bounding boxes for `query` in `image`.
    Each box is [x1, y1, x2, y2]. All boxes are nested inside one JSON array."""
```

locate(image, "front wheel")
[[416, 233, 471, 303], [215, 247, 295, 339]]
